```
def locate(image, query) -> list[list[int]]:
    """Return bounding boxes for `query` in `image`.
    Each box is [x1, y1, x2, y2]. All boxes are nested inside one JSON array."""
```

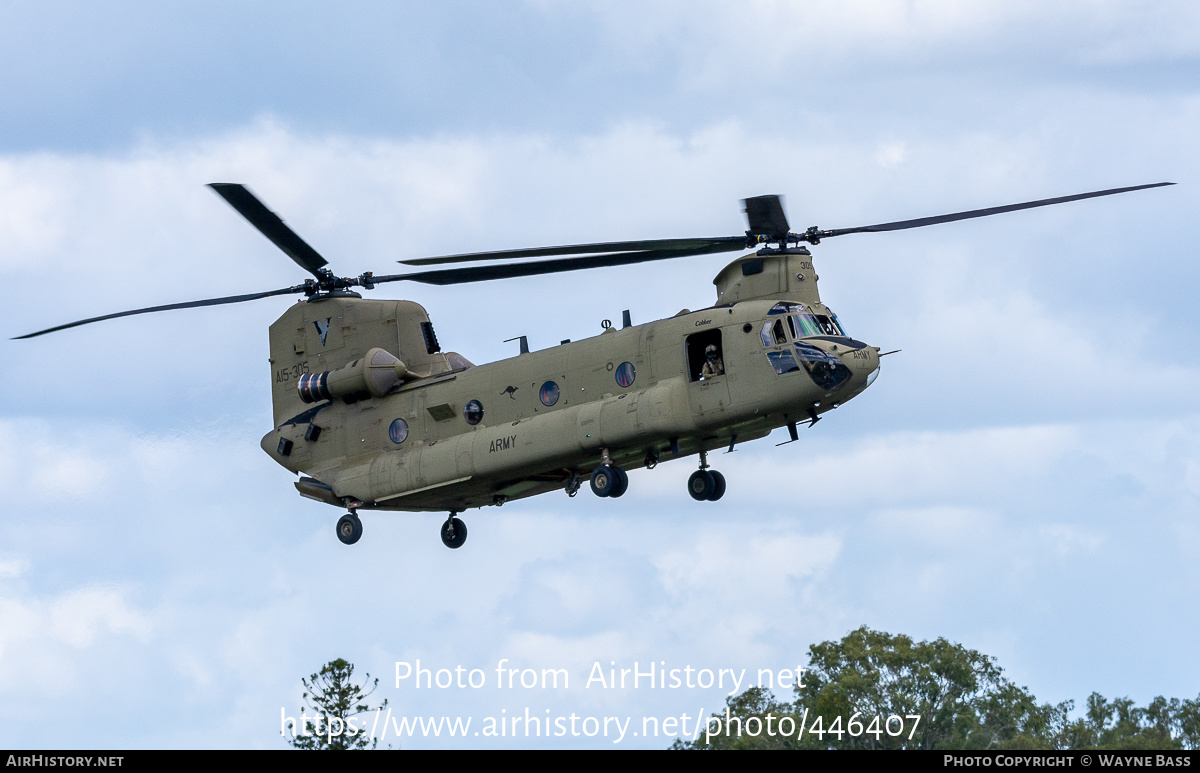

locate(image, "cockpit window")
[[790, 312, 844, 337], [764, 303, 847, 344], [795, 343, 852, 391], [815, 315, 841, 335], [766, 349, 800, 375], [760, 319, 787, 347], [792, 314, 821, 337]]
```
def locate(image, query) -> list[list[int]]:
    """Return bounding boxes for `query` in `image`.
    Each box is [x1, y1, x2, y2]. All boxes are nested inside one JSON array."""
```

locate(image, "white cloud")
[[0, 421, 111, 502], [0, 583, 153, 695], [873, 506, 994, 548], [585, 0, 1200, 74], [1037, 524, 1105, 557]]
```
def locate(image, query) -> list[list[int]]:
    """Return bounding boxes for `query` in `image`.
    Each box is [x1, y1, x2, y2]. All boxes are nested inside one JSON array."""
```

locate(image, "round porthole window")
[[388, 418, 409, 444], [539, 381, 560, 407], [463, 400, 484, 425], [615, 361, 636, 388]]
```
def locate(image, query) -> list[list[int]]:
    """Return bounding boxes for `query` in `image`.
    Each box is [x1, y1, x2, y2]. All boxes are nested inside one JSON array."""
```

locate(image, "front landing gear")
[[441, 514, 468, 549], [590, 464, 629, 498], [336, 512, 363, 545], [687, 450, 726, 502], [589, 448, 629, 499]]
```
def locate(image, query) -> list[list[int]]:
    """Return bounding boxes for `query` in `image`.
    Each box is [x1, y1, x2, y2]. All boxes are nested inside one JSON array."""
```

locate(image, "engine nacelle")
[[297, 347, 408, 403]]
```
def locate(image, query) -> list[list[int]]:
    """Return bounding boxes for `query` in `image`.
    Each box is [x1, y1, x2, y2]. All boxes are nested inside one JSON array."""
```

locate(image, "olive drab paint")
[[261, 248, 881, 513]]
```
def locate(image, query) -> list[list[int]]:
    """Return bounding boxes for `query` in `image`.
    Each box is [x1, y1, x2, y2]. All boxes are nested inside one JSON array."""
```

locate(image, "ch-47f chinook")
[[16, 181, 1174, 548]]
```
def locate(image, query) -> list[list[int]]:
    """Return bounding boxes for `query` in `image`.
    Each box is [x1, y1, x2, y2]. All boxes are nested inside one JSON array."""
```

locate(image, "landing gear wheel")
[[590, 465, 618, 497], [708, 470, 726, 501], [441, 516, 468, 549], [688, 470, 716, 501], [610, 466, 629, 498], [336, 513, 363, 545]]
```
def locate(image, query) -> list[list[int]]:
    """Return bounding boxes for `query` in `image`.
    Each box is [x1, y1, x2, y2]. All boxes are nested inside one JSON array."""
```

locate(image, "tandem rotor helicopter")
[[16, 181, 1173, 548]]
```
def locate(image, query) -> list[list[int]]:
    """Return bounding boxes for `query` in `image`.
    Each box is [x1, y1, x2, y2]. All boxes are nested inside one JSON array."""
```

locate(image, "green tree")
[[1056, 692, 1200, 750], [288, 658, 388, 750], [793, 626, 1071, 749], [677, 628, 1200, 750], [677, 627, 1073, 750], [671, 686, 802, 750]]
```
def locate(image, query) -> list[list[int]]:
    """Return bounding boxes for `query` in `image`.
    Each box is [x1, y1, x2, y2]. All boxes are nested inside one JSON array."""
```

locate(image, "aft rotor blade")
[[377, 241, 747, 286], [209, 183, 329, 278], [812, 182, 1175, 240], [743, 194, 790, 238], [13, 285, 304, 339], [401, 236, 747, 266]]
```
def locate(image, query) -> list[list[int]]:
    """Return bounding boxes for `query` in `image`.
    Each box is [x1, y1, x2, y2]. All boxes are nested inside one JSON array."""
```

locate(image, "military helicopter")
[[16, 181, 1173, 548]]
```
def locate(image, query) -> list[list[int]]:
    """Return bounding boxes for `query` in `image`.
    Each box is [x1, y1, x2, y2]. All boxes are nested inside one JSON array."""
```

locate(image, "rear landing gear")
[[688, 450, 726, 502], [336, 512, 363, 545], [441, 514, 468, 549]]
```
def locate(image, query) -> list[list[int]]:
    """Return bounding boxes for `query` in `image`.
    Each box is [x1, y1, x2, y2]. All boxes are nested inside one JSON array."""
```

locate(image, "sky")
[[1, 0, 1198, 749]]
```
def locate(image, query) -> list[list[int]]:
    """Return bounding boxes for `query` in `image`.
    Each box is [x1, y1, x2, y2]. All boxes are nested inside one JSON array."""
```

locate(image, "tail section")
[[267, 297, 450, 427]]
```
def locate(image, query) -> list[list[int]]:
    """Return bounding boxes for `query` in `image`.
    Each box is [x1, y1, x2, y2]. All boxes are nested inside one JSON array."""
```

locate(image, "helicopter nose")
[[833, 343, 882, 393]]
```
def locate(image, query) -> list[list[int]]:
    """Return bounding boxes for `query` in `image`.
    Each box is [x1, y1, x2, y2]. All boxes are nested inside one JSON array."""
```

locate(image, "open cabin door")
[[685, 329, 729, 417]]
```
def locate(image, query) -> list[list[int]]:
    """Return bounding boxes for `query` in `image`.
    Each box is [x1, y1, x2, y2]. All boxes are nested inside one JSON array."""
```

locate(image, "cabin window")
[[463, 399, 484, 425], [389, 418, 409, 444], [539, 381, 560, 406], [615, 362, 636, 388], [686, 330, 724, 382]]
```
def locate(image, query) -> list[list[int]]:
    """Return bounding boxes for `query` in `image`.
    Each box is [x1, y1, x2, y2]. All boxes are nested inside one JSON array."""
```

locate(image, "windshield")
[[764, 303, 845, 341], [793, 312, 842, 337]]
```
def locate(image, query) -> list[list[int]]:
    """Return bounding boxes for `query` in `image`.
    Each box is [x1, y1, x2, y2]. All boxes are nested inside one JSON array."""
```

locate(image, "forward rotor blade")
[[743, 195, 789, 238], [13, 286, 304, 339], [400, 236, 747, 266], [812, 182, 1175, 240], [209, 183, 329, 278], [377, 241, 748, 286]]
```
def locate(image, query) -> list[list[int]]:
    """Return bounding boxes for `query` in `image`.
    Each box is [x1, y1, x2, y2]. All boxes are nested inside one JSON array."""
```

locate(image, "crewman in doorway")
[[701, 344, 724, 379]]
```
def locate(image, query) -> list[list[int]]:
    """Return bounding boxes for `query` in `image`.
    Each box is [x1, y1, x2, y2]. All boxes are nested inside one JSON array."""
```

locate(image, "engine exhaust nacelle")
[[297, 348, 409, 403]]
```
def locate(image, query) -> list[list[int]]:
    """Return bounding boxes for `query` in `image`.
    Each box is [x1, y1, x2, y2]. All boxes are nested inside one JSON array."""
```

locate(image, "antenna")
[[503, 335, 530, 354]]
